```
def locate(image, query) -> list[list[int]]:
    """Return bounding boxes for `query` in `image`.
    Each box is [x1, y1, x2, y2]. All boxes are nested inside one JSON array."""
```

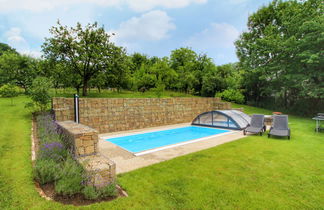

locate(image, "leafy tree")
[[90, 72, 106, 93], [0, 42, 17, 56], [193, 54, 218, 95], [42, 21, 122, 96], [26, 77, 52, 112], [150, 57, 177, 89], [132, 64, 156, 92], [105, 46, 130, 91], [129, 53, 150, 73], [216, 89, 245, 104], [170, 47, 198, 93], [0, 84, 20, 105], [235, 0, 323, 114], [0, 52, 38, 91]]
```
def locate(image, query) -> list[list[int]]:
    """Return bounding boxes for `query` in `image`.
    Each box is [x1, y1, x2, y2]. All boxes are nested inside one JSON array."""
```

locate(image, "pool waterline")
[[104, 126, 233, 156]]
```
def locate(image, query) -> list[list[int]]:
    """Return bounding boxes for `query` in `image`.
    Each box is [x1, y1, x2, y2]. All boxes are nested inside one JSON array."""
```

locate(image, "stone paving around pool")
[[99, 123, 245, 174]]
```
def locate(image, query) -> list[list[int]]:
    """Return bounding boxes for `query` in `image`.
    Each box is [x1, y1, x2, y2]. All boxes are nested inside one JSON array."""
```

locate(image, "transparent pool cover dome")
[[192, 110, 251, 130]]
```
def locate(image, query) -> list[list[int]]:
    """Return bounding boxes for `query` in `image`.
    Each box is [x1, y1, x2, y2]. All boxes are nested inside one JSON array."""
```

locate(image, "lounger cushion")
[[269, 129, 289, 136], [245, 126, 262, 133]]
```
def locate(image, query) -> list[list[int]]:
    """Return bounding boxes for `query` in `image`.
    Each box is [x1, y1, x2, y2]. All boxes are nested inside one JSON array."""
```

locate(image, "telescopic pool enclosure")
[[192, 110, 251, 130]]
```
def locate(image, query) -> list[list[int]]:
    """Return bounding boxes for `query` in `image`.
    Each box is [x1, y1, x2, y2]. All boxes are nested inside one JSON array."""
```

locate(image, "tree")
[[129, 53, 150, 73], [27, 77, 52, 112], [150, 57, 177, 89], [170, 47, 198, 93], [193, 54, 217, 95], [235, 0, 323, 114], [42, 21, 122, 96], [0, 52, 38, 91], [105, 46, 130, 91], [0, 42, 17, 56], [132, 64, 156, 92], [0, 84, 20, 105]]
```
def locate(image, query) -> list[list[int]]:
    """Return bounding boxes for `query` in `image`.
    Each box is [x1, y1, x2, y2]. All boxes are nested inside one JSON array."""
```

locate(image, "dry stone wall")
[[56, 121, 98, 157], [56, 121, 116, 187], [53, 97, 231, 133]]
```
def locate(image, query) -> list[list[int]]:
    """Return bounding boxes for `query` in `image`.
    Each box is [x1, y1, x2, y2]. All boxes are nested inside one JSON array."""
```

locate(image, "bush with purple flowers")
[[34, 112, 118, 199], [36, 113, 62, 144], [39, 142, 67, 162]]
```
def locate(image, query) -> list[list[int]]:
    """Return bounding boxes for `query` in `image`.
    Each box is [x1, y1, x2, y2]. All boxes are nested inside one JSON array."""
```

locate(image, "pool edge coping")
[[100, 125, 237, 156]]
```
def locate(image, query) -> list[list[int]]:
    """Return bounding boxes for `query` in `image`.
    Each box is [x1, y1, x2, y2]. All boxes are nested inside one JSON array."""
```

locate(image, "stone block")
[[78, 154, 116, 188]]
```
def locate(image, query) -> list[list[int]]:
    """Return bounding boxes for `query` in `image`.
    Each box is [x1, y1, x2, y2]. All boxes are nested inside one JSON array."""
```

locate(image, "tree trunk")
[[82, 79, 88, 96]]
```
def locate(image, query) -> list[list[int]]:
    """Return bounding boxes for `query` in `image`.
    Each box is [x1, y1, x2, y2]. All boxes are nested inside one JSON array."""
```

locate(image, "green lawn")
[[0, 96, 323, 209], [50, 88, 194, 98]]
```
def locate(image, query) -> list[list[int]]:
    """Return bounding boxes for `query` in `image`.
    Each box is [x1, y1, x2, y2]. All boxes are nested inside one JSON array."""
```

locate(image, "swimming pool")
[[105, 126, 230, 155]]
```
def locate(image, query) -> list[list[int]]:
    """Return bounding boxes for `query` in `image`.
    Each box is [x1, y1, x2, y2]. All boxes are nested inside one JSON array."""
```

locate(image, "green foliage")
[[0, 42, 17, 56], [54, 158, 84, 196], [26, 77, 52, 111], [0, 52, 38, 90], [170, 47, 198, 93], [105, 46, 131, 91], [151, 82, 165, 98], [82, 183, 117, 200], [99, 183, 117, 198], [216, 89, 245, 104], [38, 142, 67, 162], [42, 21, 126, 96], [83, 186, 100, 200], [33, 159, 61, 185], [0, 84, 20, 98], [0, 84, 20, 105], [235, 0, 323, 115], [132, 64, 157, 91]]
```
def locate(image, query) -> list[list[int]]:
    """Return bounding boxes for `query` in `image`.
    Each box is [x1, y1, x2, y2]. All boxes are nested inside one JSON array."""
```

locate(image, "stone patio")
[[99, 123, 245, 174]]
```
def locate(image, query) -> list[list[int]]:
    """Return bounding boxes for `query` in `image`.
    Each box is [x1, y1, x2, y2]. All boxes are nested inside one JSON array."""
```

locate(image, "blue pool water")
[[105, 126, 229, 153]]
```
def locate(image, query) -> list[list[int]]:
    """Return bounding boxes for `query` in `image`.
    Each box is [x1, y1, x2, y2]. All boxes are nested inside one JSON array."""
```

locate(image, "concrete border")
[[99, 123, 246, 174]]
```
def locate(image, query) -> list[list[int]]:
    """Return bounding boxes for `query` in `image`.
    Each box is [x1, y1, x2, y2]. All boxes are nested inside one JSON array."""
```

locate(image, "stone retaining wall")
[[78, 155, 116, 187], [57, 121, 98, 157], [53, 97, 231, 133], [56, 121, 116, 187]]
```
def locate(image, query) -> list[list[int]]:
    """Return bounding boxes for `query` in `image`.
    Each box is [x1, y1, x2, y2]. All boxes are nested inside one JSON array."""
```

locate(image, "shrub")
[[216, 89, 245, 104], [151, 82, 165, 98], [83, 186, 100, 200], [36, 113, 72, 149], [34, 159, 61, 185], [55, 158, 84, 196], [0, 84, 20, 105], [26, 77, 52, 111], [99, 183, 118, 198], [38, 142, 67, 162]]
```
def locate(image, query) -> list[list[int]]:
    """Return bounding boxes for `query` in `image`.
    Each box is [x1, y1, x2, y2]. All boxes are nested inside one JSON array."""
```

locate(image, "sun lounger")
[[243, 114, 266, 136], [268, 115, 290, 140]]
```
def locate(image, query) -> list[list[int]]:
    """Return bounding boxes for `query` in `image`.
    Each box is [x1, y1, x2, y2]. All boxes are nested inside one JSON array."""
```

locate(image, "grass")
[[50, 88, 195, 98], [0, 96, 323, 209]]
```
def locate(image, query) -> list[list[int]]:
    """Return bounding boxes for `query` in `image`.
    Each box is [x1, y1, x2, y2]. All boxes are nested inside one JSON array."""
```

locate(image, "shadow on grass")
[[267, 135, 290, 141]]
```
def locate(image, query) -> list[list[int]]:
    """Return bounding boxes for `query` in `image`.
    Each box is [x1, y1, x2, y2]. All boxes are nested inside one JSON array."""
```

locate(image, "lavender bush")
[[39, 142, 67, 162], [36, 113, 61, 144], [34, 112, 117, 199]]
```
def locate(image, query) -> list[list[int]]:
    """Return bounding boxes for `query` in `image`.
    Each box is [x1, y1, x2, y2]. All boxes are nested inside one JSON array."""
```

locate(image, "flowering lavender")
[[39, 141, 67, 162], [37, 113, 60, 143]]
